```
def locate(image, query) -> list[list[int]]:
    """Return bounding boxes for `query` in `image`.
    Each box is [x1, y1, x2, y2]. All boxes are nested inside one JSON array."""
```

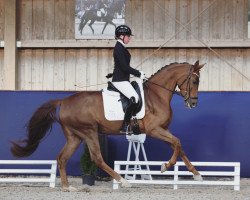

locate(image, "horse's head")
[[177, 61, 205, 109]]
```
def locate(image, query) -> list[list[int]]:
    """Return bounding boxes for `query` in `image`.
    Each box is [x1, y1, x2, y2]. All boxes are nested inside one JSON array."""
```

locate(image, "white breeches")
[[112, 81, 139, 103]]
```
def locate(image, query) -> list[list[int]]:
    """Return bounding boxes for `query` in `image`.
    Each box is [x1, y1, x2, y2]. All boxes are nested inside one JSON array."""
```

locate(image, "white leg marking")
[[119, 177, 132, 188]]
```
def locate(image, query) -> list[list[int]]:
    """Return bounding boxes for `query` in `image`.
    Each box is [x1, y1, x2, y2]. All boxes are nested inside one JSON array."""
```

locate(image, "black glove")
[[106, 73, 113, 79]]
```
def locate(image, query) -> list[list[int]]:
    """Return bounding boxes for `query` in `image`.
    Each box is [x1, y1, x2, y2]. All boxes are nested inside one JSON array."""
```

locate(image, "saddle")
[[102, 78, 145, 121], [107, 81, 143, 115]]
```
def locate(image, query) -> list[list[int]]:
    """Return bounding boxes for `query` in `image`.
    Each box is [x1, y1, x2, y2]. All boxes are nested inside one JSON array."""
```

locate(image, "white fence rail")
[[113, 161, 240, 191], [0, 160, 57, 188]]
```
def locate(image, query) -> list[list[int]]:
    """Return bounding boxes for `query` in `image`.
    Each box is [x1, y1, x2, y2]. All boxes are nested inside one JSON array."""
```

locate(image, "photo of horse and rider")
[[75, 0, 125, 39]]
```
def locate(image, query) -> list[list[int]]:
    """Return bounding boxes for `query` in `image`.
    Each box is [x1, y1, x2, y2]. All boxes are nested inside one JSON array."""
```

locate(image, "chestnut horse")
[[11, 61, 204, 191]]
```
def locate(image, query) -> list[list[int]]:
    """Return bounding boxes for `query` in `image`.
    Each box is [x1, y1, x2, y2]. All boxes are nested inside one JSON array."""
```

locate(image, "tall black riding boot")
[[120, 98, 137, 134]]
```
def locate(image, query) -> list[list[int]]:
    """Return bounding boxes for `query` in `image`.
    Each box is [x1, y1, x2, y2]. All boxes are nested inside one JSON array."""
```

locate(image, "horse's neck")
[[151, 69, 177, 93], [145, 68, 180, 107], [145, 81, 175, 110]]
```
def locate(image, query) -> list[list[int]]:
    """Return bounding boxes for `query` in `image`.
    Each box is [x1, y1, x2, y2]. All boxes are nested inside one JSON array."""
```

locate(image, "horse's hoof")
[[161, 163, 167, 173], [119, 177, 132, 188], [193, 174, 203, 181], [62, 185, 78, 192]]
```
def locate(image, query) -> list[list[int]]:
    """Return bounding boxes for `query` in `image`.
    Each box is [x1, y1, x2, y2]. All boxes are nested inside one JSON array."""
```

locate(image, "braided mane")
[[147, 62, 190, 80]]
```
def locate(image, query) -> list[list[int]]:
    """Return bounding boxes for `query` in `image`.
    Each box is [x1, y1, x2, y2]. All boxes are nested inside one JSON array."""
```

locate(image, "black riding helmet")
[[115, 25, 134, 39]]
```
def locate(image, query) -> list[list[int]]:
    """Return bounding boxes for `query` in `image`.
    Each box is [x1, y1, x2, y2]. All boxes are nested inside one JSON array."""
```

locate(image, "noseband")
[[178, 66, 200, 102]]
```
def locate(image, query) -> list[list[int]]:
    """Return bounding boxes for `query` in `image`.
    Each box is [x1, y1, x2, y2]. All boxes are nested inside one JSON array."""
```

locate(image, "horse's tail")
[[11, 100, 61, 158]]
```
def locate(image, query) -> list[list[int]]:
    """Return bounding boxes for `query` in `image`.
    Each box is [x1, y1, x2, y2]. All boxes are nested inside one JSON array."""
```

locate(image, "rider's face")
[[121, 35, 131, 44]]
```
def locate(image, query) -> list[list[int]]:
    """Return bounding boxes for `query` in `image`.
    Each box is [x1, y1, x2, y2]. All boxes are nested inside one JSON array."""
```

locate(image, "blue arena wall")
[[0, 91, 249, 177]]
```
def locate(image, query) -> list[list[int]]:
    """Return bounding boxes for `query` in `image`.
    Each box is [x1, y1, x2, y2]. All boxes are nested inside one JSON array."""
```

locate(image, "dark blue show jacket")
[[112, 41, 141, 82]]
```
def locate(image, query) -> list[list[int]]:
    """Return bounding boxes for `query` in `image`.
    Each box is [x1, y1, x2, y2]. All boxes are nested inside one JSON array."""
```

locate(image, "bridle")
[[144, 66, 200, 102], [177, 66, 200, 102]]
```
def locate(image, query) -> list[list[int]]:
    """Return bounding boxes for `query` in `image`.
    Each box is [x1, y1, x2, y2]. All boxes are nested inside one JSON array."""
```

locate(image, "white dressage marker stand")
[[113, 161, 240, 191], [125, 134, 152, 180], [0, 160, 57, 188]]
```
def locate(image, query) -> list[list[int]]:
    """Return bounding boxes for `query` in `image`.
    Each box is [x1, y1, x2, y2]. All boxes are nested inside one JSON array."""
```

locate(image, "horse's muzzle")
[[185, 97, 198, 109]]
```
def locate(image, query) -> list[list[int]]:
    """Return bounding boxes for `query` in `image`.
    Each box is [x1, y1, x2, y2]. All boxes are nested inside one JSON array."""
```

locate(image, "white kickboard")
[[102, 79, 145, 121]]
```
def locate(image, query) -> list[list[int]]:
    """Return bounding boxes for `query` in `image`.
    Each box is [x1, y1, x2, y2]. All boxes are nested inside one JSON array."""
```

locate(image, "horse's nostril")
[[192, 102, 197, 107]]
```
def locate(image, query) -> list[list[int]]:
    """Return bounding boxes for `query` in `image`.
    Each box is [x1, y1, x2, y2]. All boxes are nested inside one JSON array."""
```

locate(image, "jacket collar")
[[117, 39, 126, 47]]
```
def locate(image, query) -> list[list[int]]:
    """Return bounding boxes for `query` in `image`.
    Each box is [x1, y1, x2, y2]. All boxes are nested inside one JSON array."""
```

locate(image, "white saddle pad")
[[102, 79, 145, 121]]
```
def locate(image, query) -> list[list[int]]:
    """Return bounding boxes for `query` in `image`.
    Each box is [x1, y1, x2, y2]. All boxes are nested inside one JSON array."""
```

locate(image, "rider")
[[94, 0, 107, 16], [111, 25, 145, 134]]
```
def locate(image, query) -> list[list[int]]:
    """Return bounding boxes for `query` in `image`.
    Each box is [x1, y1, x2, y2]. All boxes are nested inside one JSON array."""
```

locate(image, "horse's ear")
[[194, 60, 199, 66], [194, 60, 205, 71], [199, 63, 205, 69]]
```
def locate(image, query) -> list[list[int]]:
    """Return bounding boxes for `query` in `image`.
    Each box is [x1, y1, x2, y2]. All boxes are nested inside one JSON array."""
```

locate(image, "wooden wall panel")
[[32, 0, 44, 40], [97, 49, 111, 90], [75, 50, 88, 90], [0, 0, 4, 40], [243, 49, 250, 90], [231, 49, 244, 90], [1, 0, 250, 91], [178, 0, 189, 40], [221, 49, 232, 90], [143, 0, 154, 40], [65, 0, 75, 39], [16, 48, 250, 91], [44, 0, 55, 40], [87, 49, 98, 91], [198, 49, 209, 90], [233, 0, 245, 40], [131, 0, 143, 40], [224, 0, 233, 40], [18, 49, 32, 90], [43, 49, 55, 90], [32, 50, 44, 89], [19, 0, 32, 40], [65, 49, 76, 90], [0, 49, 4, 89], [153, 0, 165, 40], [54, 49, 65, 90], [198, 0, 210, 41], [16, 0, 249, 42], [54, 0, 66, 40]]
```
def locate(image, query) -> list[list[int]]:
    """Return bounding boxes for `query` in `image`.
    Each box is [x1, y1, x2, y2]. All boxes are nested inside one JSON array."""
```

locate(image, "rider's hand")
[[139, 71, 146, 80]]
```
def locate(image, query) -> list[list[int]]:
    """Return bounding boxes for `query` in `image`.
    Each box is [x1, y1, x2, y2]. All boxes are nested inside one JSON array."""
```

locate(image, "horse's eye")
[[193, 79, 199, 85]]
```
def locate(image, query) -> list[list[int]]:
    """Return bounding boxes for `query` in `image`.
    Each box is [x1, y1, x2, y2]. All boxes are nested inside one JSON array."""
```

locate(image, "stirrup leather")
[[120, 123, 133, 134]]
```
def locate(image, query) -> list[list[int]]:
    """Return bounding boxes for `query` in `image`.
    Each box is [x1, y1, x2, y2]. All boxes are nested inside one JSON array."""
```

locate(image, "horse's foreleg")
[[110, 21, 116, 28], [86, 132, 131, 188], [57, 127, 81, 191], [101, 22, 108, 34], [88, 21, 95, 34], [179, 148, 203, 180], [102, 21, 116, 34], [151, 128, 181, 170], [79, 21, 87, 35], [150, 127, 202, 180]]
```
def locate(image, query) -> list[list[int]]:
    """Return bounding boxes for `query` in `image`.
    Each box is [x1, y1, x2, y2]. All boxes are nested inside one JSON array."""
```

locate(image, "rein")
[[144, 80, 182, 96]]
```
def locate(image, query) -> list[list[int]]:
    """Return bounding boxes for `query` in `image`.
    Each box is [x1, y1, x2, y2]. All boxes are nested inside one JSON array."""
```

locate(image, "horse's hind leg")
[[85, 131, 131, 188], [57, 126, 81, 191]]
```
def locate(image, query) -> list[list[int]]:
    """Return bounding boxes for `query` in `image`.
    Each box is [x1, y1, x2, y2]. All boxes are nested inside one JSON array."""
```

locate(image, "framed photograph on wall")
[[75, 0, 125, 39]]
